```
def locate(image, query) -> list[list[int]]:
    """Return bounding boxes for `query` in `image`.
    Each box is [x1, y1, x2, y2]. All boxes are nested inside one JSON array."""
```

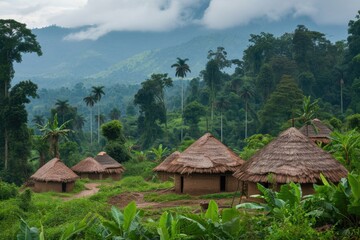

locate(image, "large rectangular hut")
[[233, 127, 348, 197], [30, 158, 79, 192], [154, 133, 245, 194]]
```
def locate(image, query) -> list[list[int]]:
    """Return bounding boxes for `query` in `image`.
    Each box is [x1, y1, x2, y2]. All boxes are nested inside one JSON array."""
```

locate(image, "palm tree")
[[215, 96, 230, 142], [171, 58, 191, 141], [92, 86, 105, 143], [95, 114, 106, 125], [55, 99, 70, 124], [83, 94, 96, 145], [32, 115, 45, 126], [109, 107, 121, 120], [296, 96, 319, 136], [240, 84, 255, 139], [38, 114, 72, 159]]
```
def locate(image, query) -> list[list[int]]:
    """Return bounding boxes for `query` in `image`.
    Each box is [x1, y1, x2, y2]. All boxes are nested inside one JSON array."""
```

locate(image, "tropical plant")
[[92, 86, 105, 143], [150, 144, 169, 162], [55, 99, 70, 124], [99, 202, 149, 239], [0, 19, 42, 170], [239, 83, 255, 139], [38, 113, 72, 158], [171, 57, 191, 141], [296, 96, 319, 135], [83, 94, 96, 145], [326, 130, 360, 169]]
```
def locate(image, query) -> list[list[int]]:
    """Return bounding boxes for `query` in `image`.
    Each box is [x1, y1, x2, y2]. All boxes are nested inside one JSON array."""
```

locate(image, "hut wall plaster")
[[77, 173, 104, 180], [175, 174, 239, 194], [157, 172, 174, 182], [33, 181, 75, 193], [103, 173, 121, 180]]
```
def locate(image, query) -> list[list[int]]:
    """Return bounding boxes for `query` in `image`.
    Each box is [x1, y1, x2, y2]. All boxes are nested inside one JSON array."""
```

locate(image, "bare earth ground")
[[108, 188, 239, 210], [63, 183, 243, 210], [63, 183, 100, 201]]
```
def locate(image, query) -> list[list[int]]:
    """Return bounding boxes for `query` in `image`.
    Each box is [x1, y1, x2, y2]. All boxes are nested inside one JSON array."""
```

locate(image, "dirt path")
[[64, 183, 100, 201], [108, 190, 236, 210]]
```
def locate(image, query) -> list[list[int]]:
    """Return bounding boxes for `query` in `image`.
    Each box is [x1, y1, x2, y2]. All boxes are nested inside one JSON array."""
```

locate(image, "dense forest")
[[1, 11, 360, 183]]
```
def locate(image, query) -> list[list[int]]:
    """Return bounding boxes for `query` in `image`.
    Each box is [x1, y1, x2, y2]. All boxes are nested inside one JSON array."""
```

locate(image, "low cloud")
[[0, 0, 358, 41]]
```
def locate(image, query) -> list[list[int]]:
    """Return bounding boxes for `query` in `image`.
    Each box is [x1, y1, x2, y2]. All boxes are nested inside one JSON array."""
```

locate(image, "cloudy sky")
[[1, 0, 359, 40]]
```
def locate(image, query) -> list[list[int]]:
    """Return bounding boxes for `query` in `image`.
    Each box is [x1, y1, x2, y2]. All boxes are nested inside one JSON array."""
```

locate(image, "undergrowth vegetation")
[[1, 173, 359, 239]]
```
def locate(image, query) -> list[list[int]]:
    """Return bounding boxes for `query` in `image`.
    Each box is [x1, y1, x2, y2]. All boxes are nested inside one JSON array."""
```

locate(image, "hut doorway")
[[180, 176, 184, 193], [62, 183, 67, 192], [220, 176, 226, 192]]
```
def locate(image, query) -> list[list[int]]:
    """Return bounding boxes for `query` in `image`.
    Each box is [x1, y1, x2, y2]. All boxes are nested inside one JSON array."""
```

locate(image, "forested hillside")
[[1, 12, 360, 184]]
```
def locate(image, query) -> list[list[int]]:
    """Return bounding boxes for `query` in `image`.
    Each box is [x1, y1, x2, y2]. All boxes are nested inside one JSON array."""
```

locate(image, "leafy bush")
[[0, 181, 18, 200], [18, 189, 32, 211], [122, 159, 157, 179]]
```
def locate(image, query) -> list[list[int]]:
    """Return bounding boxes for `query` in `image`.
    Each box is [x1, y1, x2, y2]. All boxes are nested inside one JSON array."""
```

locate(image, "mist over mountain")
[[13, 16, 347, 89]]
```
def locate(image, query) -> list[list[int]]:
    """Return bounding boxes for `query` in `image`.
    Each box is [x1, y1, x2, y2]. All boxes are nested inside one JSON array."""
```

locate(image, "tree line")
[[1, 11, 360, 184]]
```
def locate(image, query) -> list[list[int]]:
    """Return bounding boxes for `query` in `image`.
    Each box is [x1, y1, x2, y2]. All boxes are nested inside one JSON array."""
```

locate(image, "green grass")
[[199, 192, 241, 199], [89, 176, 174, 202], [143, 192, 191, 202]]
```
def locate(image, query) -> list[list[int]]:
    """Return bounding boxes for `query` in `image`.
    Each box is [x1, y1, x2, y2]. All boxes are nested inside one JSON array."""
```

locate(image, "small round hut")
[[94, 152, 125, 180], [299, 118, 332, 145], [71, 157, 106, 180], [154, 133, 245, 194], [233, 127, 348, 196], [30, 158, 79, 192], [153, 151, 181, 181]]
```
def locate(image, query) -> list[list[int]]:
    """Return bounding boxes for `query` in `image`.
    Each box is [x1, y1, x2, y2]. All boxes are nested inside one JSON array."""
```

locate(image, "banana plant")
[[99, 201, 149, 239]]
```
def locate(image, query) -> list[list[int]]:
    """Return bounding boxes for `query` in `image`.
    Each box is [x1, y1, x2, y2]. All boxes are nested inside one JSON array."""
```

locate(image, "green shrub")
[[122, 159, 157, 179], [0, 181, 18, 200]]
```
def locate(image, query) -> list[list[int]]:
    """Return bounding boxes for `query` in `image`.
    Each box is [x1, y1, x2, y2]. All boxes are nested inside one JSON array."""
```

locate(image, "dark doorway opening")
[[180, 176, 184, 193], [62, 183, 66, 192], [220, 176, 226, 192]]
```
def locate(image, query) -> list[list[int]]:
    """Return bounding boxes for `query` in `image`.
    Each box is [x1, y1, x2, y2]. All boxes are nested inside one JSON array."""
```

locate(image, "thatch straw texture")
[[31, 158, 79, 182], [71, 157, 105, 173], [94, 152, 125, 174], [233, 127, 348, 183], [153, 151, 181, 172], [299, 119, 332, 144], [156, 133, 244, 174]]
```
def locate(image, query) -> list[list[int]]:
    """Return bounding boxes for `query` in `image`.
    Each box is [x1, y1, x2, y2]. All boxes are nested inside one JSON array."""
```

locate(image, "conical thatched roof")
[[153, 151, 181, 172], [71, 157, 105, 173], [299, 118, 332, 144], [31, 158, 79, 182], [94, 152, 125, 173], [233, 127, 348, 183], [156, 133, 244, 174]]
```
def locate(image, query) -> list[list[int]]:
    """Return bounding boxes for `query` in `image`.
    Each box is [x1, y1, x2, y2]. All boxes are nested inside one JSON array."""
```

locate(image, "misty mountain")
[[13, 17, 347, 89]]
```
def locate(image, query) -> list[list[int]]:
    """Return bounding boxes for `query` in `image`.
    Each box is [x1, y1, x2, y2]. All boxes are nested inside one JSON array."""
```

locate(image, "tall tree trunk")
[[4, 76, 9, 170], [220, 111, 223, 142], [181, 78, 184, 141], [90, 107, 93, 146], [245, 101, 248, 139], [97, 104, 100, 143]]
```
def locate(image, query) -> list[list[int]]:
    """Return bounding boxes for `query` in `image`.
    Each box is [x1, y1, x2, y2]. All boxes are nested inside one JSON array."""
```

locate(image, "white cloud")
[[202, 0, 359, 29], [0, 0, 359, 40]]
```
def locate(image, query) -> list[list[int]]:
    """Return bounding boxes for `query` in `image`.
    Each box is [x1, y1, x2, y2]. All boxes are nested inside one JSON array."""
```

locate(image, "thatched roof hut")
[[94, 152, 125, 180], [155, 133, 245, 194], [71, 157, 106, 179], [233, 127, 348, 195], [153, 151, 181, 181], [30, 158, 79, 192], [299, 118, 332, 144], [161, 133, 244, 174]]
